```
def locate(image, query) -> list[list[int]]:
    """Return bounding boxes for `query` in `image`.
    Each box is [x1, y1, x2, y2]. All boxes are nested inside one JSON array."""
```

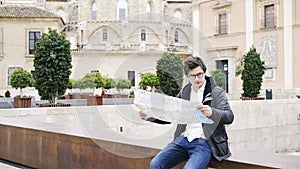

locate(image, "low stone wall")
[[0, 98, 134, 108], [227, 99, 300, 153], [0, 99, 299, 153]]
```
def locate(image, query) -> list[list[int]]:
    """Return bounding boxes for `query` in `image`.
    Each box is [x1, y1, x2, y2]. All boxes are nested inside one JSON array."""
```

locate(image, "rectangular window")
[[119, 8, 126, 20], [265, 4, 275, 28], [7, 66, 22, 86], [218, 13, 227, 34], [28, 31, 41, 54], [92, 11, 97, 21], [141, 29, 146, 41], [174, 31, 179, 43], [31, 70, 36, 79], [128, 71, 135, 87], [103, 29, 107, 41]]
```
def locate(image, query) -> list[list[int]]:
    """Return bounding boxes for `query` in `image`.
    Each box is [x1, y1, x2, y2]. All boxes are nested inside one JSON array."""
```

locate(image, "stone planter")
[[111, 94, 128, 98], [102, 94, 114, 98], [87, 96, 103, 106], [37, 103, 71, 107], [65, 94, 88, 99], [240, 96, 265, 101], [14, 97, 31, 108]]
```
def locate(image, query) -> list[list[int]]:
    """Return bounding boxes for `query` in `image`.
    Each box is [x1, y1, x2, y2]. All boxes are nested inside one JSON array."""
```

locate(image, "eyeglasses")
[[188, 72, 204, 79]]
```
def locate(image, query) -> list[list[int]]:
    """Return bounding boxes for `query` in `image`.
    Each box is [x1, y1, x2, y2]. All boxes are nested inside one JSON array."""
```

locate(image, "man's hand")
[[133, 105, 147, 120], [197, 105, 212, 117], [139, 111, 147, 120]]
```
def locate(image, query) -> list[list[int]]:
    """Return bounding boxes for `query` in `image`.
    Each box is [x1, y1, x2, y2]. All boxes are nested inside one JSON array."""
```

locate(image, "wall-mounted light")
[[223, 64, 228, 72]]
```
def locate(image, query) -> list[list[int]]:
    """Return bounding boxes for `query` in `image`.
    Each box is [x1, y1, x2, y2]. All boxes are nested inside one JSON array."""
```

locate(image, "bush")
[[103, 77, 114, 89], [139, 72, 159, 90], [211, 69, 226, 87], [156, 52, 183, 97], [82, 72, 103, 89], [73, 78, 85, 93], [34, 28, 72, 103], [241, 46, 265, 98], [10, 69, 34, 97], [112, 79, 131, 93]]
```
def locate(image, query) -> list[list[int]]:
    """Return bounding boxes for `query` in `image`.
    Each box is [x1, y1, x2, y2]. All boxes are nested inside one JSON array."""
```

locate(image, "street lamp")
[[223, 64, 228, 93]]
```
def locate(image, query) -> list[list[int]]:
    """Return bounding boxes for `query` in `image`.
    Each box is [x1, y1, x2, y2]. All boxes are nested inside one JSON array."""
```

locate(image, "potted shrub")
[[10, 69, 34, 108], [82, 72, 104, 105], [238, 46, 265, 100], [211, 69, 226, 87], [65, 78, 75, 99], [34, 28, 72, 106], [112, 78, 131, 98], [139, 72, 159, 91], [156, 52, 183, 97], [102, 77, 114, 98], [72, 78, 86, 99]]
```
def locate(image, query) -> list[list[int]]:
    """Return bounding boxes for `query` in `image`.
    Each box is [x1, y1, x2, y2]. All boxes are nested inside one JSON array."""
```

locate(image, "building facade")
[[192, 0, 300, 100], [63, 0, 193, 88], [0, 4, 64, 96], [0, 0, 193, 96]]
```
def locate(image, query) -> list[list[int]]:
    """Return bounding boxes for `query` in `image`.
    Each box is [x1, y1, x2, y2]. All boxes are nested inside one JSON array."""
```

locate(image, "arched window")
[[141, 29, 146, 41], [174, 31, 179, 43], [147, 2, 151, 19], [102, 29, 108, 41], [174, 10, 182, 20], [117, 0, 127, 20], [57, 9, 66, 22], [92, 2, 97, 21]]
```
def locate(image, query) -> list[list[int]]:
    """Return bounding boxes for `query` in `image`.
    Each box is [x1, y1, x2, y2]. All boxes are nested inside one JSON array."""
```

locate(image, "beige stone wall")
[[228, 99, 300, 153], [0, 18, 63, 90], [293, 27, 300, 87], [193, 0, 300, 100], [45, 1, 76, 23], [71, 51, 163, 87]]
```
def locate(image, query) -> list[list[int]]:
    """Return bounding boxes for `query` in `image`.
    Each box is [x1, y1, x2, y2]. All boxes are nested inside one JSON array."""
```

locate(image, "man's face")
[[188, 66, 206, 89]]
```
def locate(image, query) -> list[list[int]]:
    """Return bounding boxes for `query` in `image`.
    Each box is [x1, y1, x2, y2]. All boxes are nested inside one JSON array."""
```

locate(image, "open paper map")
[[134, 89, 213, 124]]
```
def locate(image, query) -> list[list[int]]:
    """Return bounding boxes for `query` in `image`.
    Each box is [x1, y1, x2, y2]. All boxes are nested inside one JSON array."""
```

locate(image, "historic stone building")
[[0, 4, 64, 96], [0, 0, 193, 95], [61, 0, 193, 88], [192, 0, 300, 100]]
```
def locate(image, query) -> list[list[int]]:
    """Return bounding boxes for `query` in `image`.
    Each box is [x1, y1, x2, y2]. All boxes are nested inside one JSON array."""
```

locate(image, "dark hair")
[[184, 56, 207, 76]]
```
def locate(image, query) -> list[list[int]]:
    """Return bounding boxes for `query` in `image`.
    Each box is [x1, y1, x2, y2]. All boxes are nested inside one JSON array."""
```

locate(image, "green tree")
[[156, 52, 183, 97], [211, 69, 226, 87], [112, 79, 132, 93], [73, 78, 85, 94], [34, 28, 72, 103], [82, 72, 103, 90], [241, 46, 265, 98], [10, 69, 34, 97], [103, 77, 114, 90], [67, 78, 75, 90], [139, 72, 159, 90]]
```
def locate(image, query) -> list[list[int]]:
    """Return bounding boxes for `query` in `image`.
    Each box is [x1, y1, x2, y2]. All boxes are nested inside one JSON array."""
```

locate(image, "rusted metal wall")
[[0, 123, 159, 169], [0, 117, 299, 169]]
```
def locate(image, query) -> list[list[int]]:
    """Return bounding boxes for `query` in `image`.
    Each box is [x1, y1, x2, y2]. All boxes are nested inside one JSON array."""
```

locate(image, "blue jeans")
[[150, 136, 212, 169]]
